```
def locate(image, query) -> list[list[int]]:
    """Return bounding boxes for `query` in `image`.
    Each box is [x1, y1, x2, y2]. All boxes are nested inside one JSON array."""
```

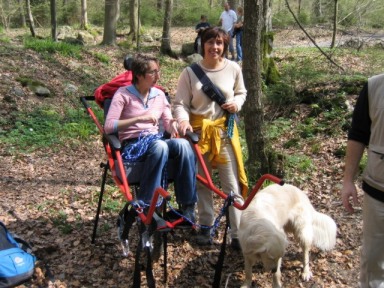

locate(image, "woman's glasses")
[[146, 69, 161, 76]]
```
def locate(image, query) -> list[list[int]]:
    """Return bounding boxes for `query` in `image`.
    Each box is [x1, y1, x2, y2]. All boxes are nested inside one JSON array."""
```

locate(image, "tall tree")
[[25, 0, 36, 37], [128, 0, 139, 45], [262, 0, 279, 84], [61, 0, 69, 25], [312, 0, 323, 20], [80, 0, 88, 30], [330, 0, 338, 48], [18, 0, 26, 27], [50, 0, 57, 41], [297, 0, 302, 15], [101, 0, 120, 45], [156, 0, 163, 10], [242, 0, 268, 180], [160, 0, 177, 58]]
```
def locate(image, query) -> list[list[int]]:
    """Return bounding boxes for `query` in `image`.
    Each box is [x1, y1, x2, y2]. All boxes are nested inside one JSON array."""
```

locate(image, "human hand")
[[141, 114, 158, 126], [341, 181, 359, 213], [178, 120, 193, 136], [170, 120, 179, 138], [221, 102, 238, 114]]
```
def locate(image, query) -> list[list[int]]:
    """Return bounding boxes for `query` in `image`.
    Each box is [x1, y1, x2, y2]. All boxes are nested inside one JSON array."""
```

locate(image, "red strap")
[[94, 71, 133, 108], [94, 71, 165, 108]]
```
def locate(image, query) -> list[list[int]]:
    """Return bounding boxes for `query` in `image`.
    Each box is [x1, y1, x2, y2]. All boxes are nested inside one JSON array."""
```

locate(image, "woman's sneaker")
[[195, 227, 212, 245]]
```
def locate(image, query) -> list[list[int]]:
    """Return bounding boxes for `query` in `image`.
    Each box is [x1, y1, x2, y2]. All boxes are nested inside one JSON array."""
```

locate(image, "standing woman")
[[174, 27, 248, 249], [234, 6, 244, 63]]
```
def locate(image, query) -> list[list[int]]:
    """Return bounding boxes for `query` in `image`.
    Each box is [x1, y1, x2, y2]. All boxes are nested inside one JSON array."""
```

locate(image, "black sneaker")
[[195, 227, 212, 245]]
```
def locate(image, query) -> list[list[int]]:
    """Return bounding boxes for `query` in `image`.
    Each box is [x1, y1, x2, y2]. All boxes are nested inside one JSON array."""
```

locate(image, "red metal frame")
[[80, 96, 283, 230], [191, 141, 283, 210]]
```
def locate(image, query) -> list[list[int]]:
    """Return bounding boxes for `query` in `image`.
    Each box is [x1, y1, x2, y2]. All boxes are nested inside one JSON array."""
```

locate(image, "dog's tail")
[[312, 211, 337, 251]]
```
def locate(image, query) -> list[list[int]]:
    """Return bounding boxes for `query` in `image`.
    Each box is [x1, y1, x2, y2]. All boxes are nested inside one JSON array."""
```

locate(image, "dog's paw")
[[272, 276, 282, 288], [301, 269, 313, 281], [272, 282, 282, 288]]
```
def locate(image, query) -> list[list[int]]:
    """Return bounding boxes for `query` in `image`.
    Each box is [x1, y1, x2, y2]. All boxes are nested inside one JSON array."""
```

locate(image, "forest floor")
[[0, 26, 382, 288]]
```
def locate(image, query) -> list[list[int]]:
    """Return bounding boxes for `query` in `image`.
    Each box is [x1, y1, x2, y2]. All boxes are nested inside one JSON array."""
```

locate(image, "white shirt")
[[220, 9, 237, 32]]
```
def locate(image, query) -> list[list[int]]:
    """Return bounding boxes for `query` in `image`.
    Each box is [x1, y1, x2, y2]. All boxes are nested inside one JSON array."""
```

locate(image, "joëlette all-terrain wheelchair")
[[80, 56, 283, 288]]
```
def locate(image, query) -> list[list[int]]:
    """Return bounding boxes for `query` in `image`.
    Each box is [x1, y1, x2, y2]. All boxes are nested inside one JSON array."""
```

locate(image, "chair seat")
[[116, 159, 176, 185]]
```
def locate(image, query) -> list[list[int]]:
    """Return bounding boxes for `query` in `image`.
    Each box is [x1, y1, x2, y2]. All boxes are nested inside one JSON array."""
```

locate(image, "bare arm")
[[341, 140, 366, 213]]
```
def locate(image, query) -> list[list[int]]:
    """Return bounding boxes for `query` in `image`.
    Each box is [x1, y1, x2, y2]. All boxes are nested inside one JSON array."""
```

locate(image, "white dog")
[[238, 184, 337, 288]]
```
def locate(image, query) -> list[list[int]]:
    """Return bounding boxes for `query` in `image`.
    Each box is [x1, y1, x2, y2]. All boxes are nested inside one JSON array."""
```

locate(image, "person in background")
[[174, 27, 248, 250], [104, 53, 197, 221], [194, 15, 210, 54], [340, 73, 384, 288], [219, 2, 237, 60], [233, 6, 244, 63]]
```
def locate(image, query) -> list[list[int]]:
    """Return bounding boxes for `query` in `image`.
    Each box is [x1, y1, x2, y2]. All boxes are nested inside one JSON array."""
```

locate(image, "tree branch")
[[285, 0, 344, 72]]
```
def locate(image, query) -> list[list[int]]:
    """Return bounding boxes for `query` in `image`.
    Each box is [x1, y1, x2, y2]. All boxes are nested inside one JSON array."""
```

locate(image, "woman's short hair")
[[200, 27, 229, 57], [131, 53, 159, 84]]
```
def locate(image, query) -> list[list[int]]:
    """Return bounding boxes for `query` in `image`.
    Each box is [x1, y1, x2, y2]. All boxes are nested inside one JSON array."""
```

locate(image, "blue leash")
[[122, 132, 163, 162], [121, 132, 169, 190]]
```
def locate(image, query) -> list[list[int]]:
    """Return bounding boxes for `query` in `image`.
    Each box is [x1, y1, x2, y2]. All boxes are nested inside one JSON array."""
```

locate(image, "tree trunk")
[[160, 0, 177, 58], [242, 0, 269, 181], [330, 0, 338, 48], [102, 0, 120, 45], [297, 0, 301, 15], [262, 0, 279, 84], [157, 0, 163, 10], [312, 0, 322, 19], [50, 0, 57, 41], [18, 0, 26, 27], [62, 0, 69, 25], [25, 0, 36, 37], [80, 0, 88, 30], [129, 0, 139, 44]]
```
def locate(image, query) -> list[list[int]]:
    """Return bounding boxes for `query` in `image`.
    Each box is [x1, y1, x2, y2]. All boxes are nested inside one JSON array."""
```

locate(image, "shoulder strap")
[[189, 63, 227, 107], [190, 63, 209, 85]]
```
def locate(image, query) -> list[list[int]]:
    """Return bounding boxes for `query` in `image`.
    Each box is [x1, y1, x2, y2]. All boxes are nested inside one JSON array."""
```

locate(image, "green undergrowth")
[[263, 45, 383, 181], [23, 36, 83, 58], [0, 102, 102, 154]]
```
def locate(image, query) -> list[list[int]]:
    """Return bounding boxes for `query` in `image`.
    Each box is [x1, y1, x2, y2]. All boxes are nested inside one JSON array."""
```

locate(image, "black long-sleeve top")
[[348, 83, 371, 145]]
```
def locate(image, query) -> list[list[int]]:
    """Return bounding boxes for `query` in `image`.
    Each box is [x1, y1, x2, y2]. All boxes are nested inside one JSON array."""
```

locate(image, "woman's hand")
[[169, 120, 179, 138], [221, 102, 238, 114], [141, 114, 158, 126], [178, 120, 193, 136]]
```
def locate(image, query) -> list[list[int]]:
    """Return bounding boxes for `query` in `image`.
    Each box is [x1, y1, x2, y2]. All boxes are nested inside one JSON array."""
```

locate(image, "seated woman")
[[104, 53, 197, 221]]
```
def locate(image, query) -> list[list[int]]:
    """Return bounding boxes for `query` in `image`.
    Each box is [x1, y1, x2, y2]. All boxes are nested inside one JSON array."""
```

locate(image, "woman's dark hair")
[[131, 53, 159, 84], [200, 27, 229, 57]]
